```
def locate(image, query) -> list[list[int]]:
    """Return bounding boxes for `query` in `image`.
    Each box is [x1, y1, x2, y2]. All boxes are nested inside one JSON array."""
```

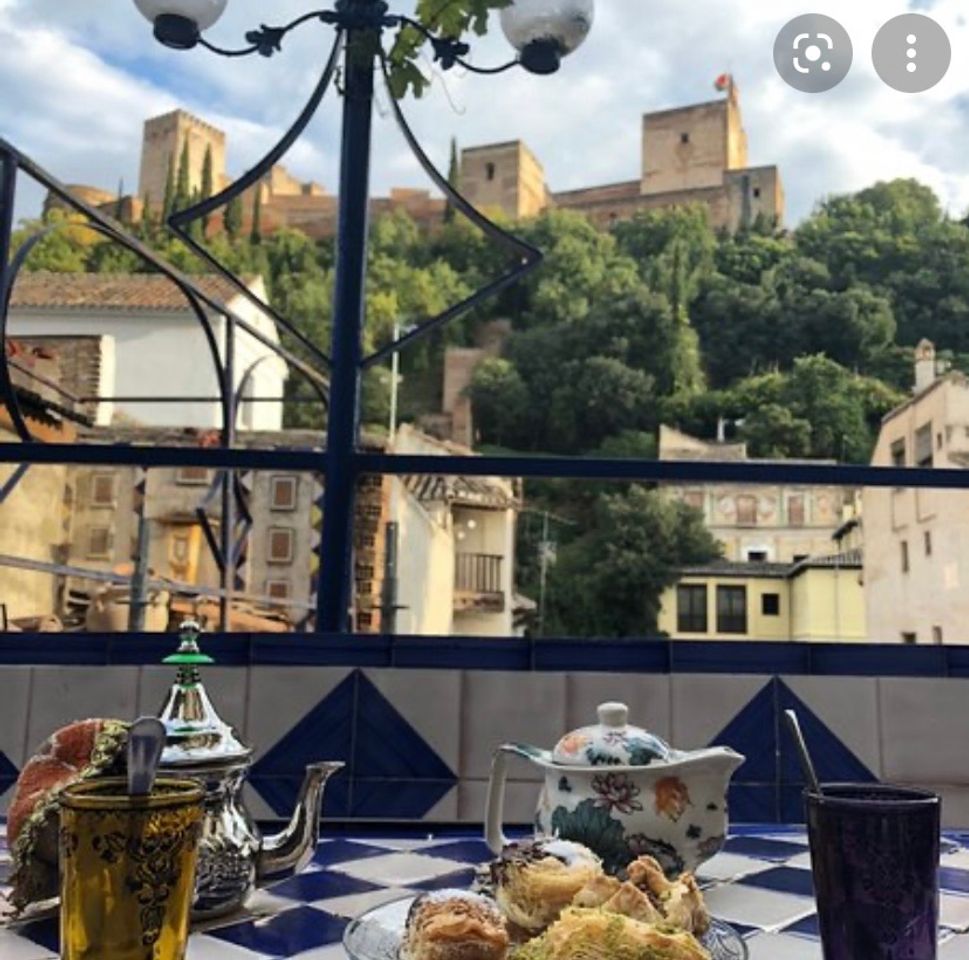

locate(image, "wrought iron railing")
[[455, 554, 503, 596]]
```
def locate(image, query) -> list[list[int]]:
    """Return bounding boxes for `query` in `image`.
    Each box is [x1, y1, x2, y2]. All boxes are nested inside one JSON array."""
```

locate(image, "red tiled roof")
[[9, 271, 248, 312]]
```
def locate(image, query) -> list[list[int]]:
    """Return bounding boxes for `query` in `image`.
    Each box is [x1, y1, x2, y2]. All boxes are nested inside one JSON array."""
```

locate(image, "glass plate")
[[343, 895, 749, 960]]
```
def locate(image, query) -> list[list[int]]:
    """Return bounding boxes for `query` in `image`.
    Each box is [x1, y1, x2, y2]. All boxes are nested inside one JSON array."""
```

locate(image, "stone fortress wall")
[[52, 83, 783, 237]]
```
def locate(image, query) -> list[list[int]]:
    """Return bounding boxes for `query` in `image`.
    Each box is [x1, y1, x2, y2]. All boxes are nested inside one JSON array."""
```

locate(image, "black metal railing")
[[455, 554, 503, 595]]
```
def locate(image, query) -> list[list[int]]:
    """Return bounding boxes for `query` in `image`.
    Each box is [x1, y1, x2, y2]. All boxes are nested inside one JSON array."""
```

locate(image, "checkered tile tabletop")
[[3, 826, 969, 959]]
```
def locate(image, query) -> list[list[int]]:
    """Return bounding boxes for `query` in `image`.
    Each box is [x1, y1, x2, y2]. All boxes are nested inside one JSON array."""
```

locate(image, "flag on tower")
[[715, 73, 733, 93]]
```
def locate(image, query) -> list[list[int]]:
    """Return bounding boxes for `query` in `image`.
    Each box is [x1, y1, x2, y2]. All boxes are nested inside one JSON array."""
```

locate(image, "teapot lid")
[[552, 702, 672, 767], [156, 620, 252, 768]]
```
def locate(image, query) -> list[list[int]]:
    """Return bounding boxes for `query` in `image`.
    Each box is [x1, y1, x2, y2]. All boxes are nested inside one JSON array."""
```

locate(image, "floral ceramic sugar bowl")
[[485, 702, 744, 876]]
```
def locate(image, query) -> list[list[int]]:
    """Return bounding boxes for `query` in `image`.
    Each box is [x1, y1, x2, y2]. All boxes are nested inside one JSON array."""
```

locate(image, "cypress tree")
[[445, 137, 460, 223], [201, 144, 214, 232], [162, 154, 175, 223], [224, 193, 243, 240], [250, 190, 263, 244], [174, 138, 191, 213]]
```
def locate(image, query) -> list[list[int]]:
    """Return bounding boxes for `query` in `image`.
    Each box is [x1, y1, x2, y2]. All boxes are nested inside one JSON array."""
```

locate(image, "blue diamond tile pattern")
[[250, 669, 457, 821], [0, 750, 18, 801], [712, 679, 876, 823], [4, 821, 969, 959]]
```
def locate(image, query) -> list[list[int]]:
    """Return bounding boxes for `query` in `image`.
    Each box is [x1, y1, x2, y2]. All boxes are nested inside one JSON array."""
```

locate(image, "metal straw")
[[784, 709, 822, 796]]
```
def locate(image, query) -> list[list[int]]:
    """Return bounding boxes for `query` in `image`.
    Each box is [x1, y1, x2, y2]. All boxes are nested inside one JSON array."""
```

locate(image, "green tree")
[[201, 145, 214, 232], [162, 154, 175, 223], [739, 404, 812, 459], [224, 194, 243, 240], [174, 139, 191, 213], [445, 136, 460, 223], [469, 357, 528, 447], [543, 487, 720, 637], [250, 191, 263, 245]]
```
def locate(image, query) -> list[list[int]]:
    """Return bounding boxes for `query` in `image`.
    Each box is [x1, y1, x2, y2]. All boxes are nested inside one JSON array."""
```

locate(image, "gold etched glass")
[[59, 778, 204, 960]]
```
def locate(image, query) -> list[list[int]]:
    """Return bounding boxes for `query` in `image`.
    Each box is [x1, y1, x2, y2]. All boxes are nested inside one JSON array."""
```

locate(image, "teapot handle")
[[485, 743, 547, 854]]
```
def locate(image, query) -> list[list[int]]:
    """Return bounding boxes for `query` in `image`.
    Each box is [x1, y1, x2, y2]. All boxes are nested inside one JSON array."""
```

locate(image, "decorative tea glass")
[[807, 784, 941, 960], [59, 777, 204, 960]]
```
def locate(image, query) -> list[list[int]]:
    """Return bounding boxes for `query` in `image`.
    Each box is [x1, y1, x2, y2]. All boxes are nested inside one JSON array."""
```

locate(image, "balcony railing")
[[455, 554, 504, 612]]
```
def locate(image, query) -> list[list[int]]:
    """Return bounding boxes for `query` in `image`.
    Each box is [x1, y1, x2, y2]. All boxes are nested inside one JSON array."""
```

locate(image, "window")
[[90, 473, 116, 507], [793, 554, 808, 563], [937, 432, 944, 450], [915, 424, 933, 468], [87, 526, 113, 559], [170, 533, 190, 566], [902, 632, 918, 645], [676, 585, 708, 633], [717, 586, 747, 635], [901, 541, 910, 573], [266, 580, 291, 601], [176, 466, 211, 486], [680, 132, 690, 144], [486, 162, 496, 181], [891, 440, 906, 468], [762, 593, 781, 616], [933, 626, 943, 645], [737, 495, 757, 526], [753, 187, 762, 198], [747, 550, 768, 562], [268, 527, 295, 564], [925, 531, 933, 557], [788, 495, 805, 527], [270, 476, 298, 512]]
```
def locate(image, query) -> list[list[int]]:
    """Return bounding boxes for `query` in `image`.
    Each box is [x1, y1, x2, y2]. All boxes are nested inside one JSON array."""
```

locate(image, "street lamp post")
[[132, 0, 594, 634]]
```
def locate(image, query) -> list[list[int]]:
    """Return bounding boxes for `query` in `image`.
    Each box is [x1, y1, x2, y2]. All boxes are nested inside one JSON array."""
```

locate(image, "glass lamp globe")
[[501, 0, 595, 74], [134, 0, 228, 49]]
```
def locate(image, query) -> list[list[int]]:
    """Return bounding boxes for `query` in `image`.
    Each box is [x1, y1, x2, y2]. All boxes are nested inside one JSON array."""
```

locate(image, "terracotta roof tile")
[[9, 271, 247, 312]]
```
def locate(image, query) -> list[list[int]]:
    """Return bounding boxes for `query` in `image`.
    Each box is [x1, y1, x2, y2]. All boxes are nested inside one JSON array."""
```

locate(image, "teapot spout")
[[256, 761, 344, 887]]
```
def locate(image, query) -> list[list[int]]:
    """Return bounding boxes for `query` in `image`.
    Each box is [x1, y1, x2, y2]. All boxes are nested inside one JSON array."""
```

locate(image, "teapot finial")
[[598, 702, 629, 728], [163, 619, 214, 689]]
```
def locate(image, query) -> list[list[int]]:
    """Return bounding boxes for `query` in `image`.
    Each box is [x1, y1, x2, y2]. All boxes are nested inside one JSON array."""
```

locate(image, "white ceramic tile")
[[942, 850, 969, 871], [566, 674, 671, 742], [457, 779, 540, 826], [925, 786, 969, 831], [336, 852, 471, 886], [671, 675, 769, 750], [25, 667, 139, 755], [941, 935, 969, 958], [702, 883, 814, 929], [311, 885, 410, 918], [696, 853, 778, 883], [186, 934, 267, 959], [879, 679, 969, 783], [786, 851, 814, 869], [459, 672, 567, 780], [941, 892, 969, 932], [746, 932, 822, 960], [783, 676, 882, 778], [0, 668, 31, 767], [0, 929, 55, 959], [365, 670, 461, 774], [140, 666, 248, 737], [291, 945, 349, 959], [246, 668, 352, 763]]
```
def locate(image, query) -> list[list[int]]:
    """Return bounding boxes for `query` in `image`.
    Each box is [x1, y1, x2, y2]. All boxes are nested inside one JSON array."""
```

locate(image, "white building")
[[391, 426, 521, 637], [7, 271, 288, 431], [864, 341, 969, 645]]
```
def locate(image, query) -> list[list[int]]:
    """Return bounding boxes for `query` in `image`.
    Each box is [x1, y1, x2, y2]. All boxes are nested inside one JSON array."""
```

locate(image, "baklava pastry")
[[490, 839, 603, 933], [514, 907, 711, 960], [401, 890, 509, 960]]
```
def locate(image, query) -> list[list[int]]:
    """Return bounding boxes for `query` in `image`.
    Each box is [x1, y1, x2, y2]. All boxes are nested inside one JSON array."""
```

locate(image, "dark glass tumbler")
[[807, 784, 941, 960]]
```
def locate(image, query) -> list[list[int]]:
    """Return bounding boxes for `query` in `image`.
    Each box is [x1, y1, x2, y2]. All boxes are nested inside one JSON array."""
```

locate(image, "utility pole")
[[538, 510, 551, 637]]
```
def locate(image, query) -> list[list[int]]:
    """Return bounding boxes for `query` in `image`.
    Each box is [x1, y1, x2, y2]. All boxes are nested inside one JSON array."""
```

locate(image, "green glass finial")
[[163, 619, 214, 686]]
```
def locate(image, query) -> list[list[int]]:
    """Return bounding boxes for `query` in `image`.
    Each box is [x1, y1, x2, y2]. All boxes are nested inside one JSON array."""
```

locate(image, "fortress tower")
[[138, 110, 228, 209], [459, 141, 548, 220]]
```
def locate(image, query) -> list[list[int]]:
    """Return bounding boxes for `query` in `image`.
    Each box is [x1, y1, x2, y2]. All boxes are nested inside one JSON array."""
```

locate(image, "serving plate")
[[343, 895, 749, 960]]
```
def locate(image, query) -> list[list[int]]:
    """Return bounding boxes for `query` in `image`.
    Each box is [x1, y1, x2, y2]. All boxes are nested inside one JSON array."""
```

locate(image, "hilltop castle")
[[49, 83, 783, 237]]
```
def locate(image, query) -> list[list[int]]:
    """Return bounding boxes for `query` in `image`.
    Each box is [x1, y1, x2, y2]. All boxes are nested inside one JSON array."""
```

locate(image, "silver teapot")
[[156, 622, 343, 919]]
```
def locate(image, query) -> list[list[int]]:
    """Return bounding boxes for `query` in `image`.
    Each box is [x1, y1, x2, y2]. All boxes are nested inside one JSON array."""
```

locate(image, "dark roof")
[[678, 550, 863, 582], [9, 271, 247, 312], [678, 560, 792, 580]]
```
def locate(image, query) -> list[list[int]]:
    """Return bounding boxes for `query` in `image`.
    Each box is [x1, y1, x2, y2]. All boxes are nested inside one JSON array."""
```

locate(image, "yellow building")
[[658, 552, 866, 642]]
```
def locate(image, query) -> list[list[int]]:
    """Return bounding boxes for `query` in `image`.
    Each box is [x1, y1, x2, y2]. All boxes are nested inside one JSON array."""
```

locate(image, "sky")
[[2, 0, 969, 226]]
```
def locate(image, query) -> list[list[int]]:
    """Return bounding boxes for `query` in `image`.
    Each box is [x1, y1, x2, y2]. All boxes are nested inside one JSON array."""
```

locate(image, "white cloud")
[[3, 0, 969, 224]]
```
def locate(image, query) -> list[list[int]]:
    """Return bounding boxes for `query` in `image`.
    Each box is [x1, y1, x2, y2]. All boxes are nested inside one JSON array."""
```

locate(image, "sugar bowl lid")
[[157, 620, 252, 768], [552, 702, 672, 767]]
